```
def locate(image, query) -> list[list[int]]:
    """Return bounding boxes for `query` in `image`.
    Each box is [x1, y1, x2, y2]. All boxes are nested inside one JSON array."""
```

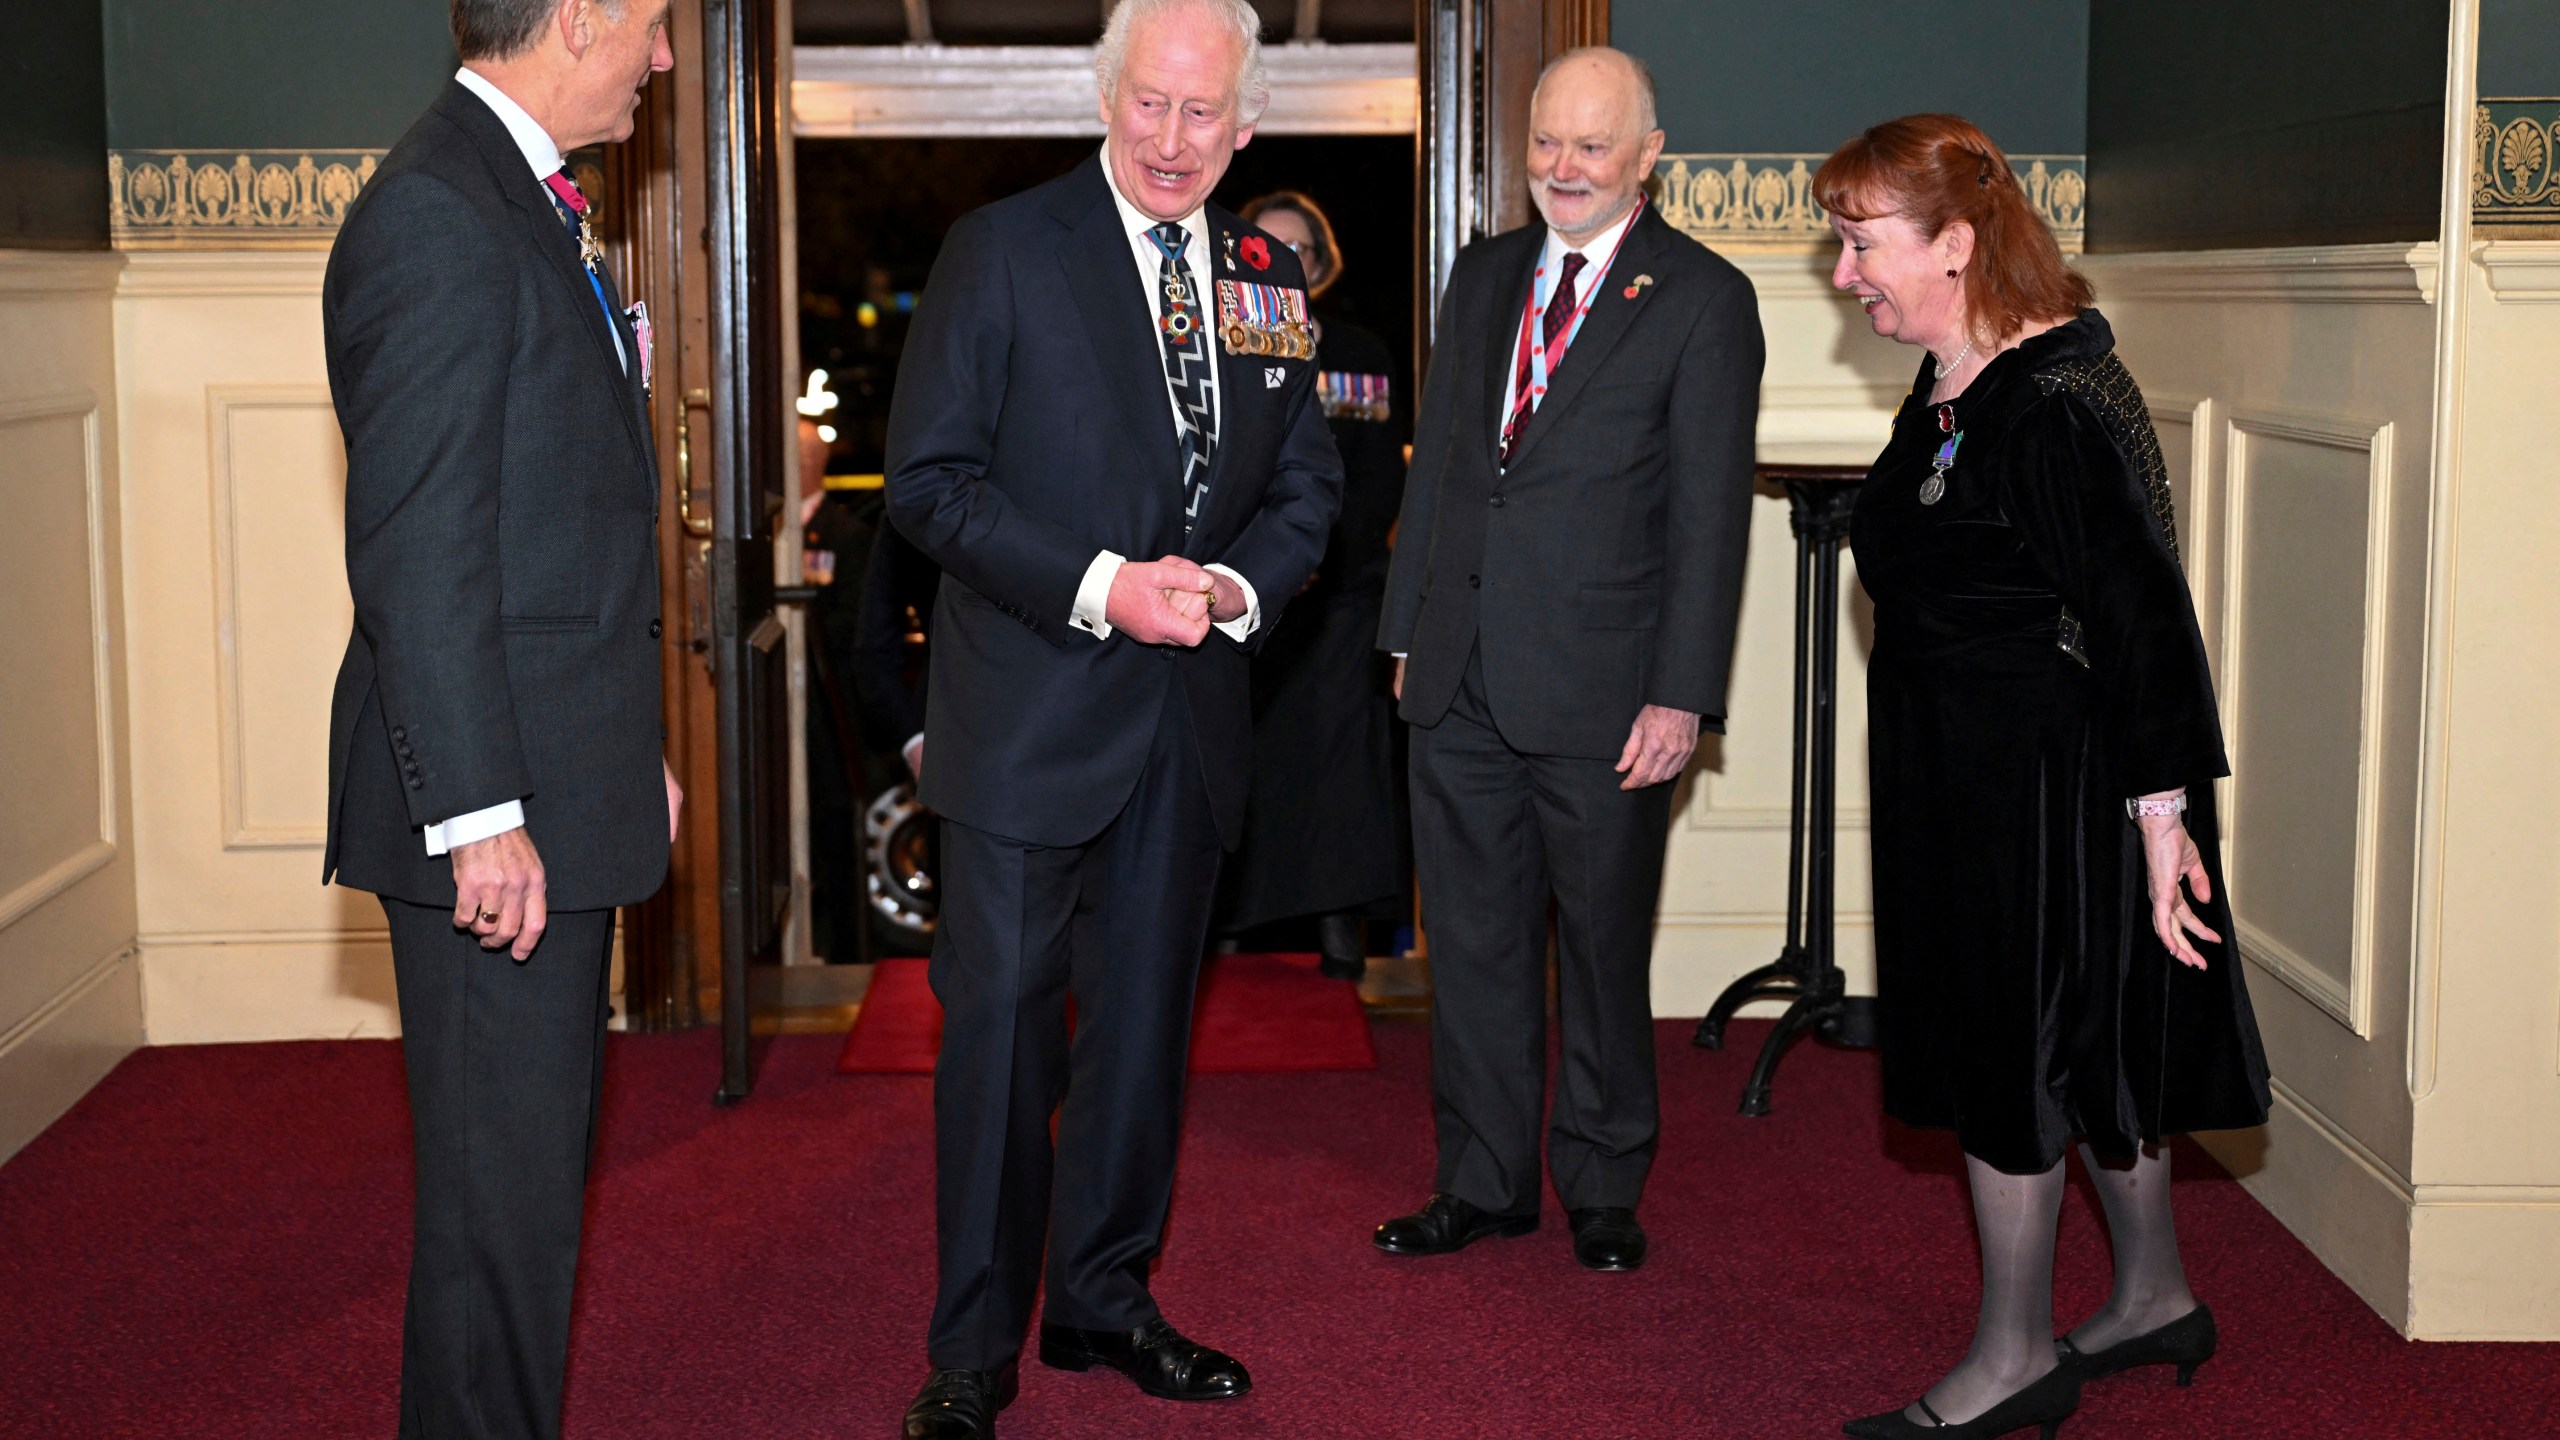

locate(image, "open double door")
[[603, 0, 795, 1102], [606, 0, 1614, 1104]]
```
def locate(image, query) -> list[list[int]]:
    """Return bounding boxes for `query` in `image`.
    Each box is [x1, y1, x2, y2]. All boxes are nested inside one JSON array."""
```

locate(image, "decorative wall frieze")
[[1654, 153, 2086, 254], [109, 150, 383, 250], [2476, 100, 2560, 234]]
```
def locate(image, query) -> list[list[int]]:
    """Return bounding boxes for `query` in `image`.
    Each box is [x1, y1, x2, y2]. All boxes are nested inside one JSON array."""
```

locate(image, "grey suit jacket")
[[1381, 204, 1763, 756], [320, 80, 668, 911]]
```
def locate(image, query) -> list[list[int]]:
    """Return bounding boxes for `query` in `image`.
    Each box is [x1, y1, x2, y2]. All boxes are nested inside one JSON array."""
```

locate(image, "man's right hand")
[[452, 828, 548, 962], [1393, 656, 1405, 700], [1105, 557, 1216, 647]]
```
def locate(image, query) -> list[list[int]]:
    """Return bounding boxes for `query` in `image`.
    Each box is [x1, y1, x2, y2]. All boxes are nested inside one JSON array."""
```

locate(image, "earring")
[[1946, 268, 1958, 277]]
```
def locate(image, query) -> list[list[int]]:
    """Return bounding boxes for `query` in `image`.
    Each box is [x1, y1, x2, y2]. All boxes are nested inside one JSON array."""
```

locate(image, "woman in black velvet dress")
[[1818, 117, 2270, 1440]]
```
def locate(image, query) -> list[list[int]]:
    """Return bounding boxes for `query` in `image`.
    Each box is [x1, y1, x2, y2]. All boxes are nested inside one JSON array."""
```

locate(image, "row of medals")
[[1165, 275, 1313, 361]]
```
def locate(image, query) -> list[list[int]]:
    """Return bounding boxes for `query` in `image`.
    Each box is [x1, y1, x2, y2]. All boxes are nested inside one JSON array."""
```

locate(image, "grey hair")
[[451, 0, 625, 62], [1094, 0, 1271, 128], [1532, 45, 1659, 136]]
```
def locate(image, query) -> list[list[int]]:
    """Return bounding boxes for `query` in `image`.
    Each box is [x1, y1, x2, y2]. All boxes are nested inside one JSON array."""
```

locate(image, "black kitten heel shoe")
[[2057, 1302, 2216, 1386], [1842, 1363, 2081, 1439]]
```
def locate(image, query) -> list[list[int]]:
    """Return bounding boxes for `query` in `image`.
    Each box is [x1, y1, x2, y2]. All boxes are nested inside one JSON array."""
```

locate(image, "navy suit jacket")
[[884, 156, 1344, 848], [321, 80, 668, 910]]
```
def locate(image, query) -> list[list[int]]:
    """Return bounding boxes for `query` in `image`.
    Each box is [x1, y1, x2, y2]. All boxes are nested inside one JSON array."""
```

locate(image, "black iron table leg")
[[1694, 469, 1870, 1113]]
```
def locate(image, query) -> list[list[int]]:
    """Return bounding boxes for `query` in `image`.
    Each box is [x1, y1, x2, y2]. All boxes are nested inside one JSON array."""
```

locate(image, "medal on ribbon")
[[1217, 279, 1312, 360], [1923, 403, 1961, 505]]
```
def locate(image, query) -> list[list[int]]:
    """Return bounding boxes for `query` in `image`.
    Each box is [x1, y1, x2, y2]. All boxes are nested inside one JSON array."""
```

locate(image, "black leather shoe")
[[2057, 1303, 2216, 1386], [1373, 1192, 1538, 1256], [902, 1363, 1017, 1439], [1037, 1317, 1250, 1401], [1568, 1206, 1648, 1271], [1316, 912, 1367, 981], [1842, 1363, 2080, 1439]]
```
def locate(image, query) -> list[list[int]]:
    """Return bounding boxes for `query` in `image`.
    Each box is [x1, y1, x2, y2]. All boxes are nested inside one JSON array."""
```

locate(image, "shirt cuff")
[[1203, 563, 1260, 641], [1070, 550, 1124, 640], [424, 799, 526, 857]]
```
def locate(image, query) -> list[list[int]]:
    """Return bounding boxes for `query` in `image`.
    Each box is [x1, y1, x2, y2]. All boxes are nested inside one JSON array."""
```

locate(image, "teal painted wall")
[[1613, 0, 2088, 157], [2481, 0, 2560, 95], [2087, 0, 2444, 251], [2, 0, 109, 247], [103, 0, 455, 149]]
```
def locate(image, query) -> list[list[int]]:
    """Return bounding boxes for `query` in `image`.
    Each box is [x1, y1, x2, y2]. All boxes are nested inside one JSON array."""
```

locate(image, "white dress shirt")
[[1068, 151, 1260, 644]]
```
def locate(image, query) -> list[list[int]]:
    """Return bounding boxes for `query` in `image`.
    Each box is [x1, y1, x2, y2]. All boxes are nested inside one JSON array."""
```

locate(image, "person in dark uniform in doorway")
[[1222, 190, 1407, 980], [795, 370, 883, 961]]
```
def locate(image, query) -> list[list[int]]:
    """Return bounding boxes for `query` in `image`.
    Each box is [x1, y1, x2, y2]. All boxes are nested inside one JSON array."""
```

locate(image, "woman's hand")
[[2139, 802, 2220, 970]]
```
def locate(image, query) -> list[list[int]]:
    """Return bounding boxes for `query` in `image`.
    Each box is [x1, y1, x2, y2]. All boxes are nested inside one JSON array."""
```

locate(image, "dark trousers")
[[1408, 649, 1673, 1216], [926, 692, 1223, 1372], [382, 897, 615, 1440]]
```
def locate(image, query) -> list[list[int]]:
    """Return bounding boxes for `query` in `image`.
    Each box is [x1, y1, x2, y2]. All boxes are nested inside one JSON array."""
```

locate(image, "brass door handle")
[[676, 386, 713, 538]]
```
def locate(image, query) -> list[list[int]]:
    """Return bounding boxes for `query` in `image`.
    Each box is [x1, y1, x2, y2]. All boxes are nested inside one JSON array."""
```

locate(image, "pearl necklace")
[[1932, 335, 1976, 380]]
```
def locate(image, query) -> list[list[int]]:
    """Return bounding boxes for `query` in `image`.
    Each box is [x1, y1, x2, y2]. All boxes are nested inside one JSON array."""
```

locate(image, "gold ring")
[[477, 909, 500, 923]]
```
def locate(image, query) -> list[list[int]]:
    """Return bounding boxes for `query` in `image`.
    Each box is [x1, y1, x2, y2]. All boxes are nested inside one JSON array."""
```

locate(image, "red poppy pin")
[[1239, 235, 1271, 271]]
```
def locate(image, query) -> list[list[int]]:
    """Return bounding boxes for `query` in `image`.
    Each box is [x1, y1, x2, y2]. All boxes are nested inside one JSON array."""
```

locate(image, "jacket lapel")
[[1502, 207, 1663, 472], [1054, 164, 1183, 494], [436, 84, 646, 455], [1480, 229, 1539, 467]]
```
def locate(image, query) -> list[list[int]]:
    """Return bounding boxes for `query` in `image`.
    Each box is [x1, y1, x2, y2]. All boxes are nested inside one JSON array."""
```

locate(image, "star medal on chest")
[[1922, 402, 1961, 506]]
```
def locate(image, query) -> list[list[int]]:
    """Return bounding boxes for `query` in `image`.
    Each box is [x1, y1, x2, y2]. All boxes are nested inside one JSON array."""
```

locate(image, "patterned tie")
[[1499, 250, 1587, 469], [542, 169, 624, 364], [1146, 220, 1218, 530]]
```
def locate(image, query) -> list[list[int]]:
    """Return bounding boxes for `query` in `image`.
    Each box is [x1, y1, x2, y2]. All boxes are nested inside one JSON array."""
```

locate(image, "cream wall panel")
[[209, 388, 352, 847], [115, 252, 396, 1043], [2217, 411, 2395, 1036], [1649, 251, 1887, 1017], [2082, 249, 2439, 1190], [0, 252, 140, 1163]]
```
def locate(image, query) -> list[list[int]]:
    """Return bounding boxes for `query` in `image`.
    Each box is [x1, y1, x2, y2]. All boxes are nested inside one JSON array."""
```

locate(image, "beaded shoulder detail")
[[2033, 352, 2180, 561]]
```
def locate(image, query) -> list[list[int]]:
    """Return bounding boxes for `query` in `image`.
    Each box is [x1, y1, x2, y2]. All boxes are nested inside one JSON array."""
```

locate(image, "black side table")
[[1693, 464, 1875, 1115]]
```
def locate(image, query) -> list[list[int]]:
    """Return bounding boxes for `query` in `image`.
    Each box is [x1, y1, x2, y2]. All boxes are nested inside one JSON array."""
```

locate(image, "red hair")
[[1813, 114, 2089, 341]]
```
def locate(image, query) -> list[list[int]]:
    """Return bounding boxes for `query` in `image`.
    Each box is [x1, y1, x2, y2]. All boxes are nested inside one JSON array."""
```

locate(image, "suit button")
[[1489, 495, 1505, 507], [391, 726, 407, 741], [648, 620, 663, 638], [407, 777, 424, 791], [1468, 574, 1481, 588]]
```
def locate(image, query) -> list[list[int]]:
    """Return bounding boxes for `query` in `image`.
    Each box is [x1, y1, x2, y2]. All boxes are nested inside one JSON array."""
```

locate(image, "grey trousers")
[[1408, 651, 1674, 1215], [382, 896, 614, 1440]]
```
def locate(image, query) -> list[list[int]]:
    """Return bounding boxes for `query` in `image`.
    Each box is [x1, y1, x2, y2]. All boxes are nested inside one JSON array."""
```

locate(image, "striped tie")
[[1147, 221, 1218, 531]]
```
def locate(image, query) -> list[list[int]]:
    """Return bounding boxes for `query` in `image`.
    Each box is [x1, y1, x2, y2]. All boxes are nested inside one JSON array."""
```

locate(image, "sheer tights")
[[1908, 1143, 2195, 1426]]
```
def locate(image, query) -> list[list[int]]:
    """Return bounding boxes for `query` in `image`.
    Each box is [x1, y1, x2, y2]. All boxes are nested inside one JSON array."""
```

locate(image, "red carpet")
[[6, 1022, 2559, 1438], [836, 953, 1376, 1074]]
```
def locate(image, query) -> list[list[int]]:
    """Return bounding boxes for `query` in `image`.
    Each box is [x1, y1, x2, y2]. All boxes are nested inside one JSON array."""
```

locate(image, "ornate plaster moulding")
[[793, 41, 1417, 138], [2073, 243, 2442, 306], [2474, 239, 2560, 302]]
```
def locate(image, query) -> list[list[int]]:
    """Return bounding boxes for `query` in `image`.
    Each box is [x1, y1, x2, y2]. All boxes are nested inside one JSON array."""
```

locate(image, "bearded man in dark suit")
[[881, 0, 1343, 1433], [319, 2, 677, 1434], [1374, 46, 1764, 1275]]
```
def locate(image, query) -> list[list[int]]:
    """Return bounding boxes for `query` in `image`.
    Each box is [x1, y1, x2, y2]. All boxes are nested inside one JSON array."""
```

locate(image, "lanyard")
[[1513, 194, 1643, 415]]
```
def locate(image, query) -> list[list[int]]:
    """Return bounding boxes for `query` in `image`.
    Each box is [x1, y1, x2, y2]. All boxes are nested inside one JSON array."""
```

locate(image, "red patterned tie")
[[1499, 250, 1586, 469]]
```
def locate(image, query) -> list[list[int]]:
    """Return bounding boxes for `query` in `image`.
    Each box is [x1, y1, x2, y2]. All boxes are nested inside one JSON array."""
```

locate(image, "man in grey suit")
[[1374, 47, 1763, 1273], [320, 2, 676, 1434]]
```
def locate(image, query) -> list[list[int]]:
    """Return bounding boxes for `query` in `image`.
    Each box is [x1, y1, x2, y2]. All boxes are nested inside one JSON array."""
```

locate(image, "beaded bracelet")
[[2125, 793, 2189, 820]]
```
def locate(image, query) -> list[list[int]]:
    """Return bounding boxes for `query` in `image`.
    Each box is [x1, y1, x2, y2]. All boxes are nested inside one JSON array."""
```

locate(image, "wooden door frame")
[[1414, 0, 1607, 375]]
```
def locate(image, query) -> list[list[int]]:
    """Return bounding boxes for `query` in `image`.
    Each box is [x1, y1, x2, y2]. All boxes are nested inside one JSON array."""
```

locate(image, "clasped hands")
[[1105, 555, 1245, 647]]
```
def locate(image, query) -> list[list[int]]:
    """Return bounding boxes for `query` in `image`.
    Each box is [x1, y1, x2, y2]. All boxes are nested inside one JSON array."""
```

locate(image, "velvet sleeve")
[[1999, 391, 2230, 795]]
